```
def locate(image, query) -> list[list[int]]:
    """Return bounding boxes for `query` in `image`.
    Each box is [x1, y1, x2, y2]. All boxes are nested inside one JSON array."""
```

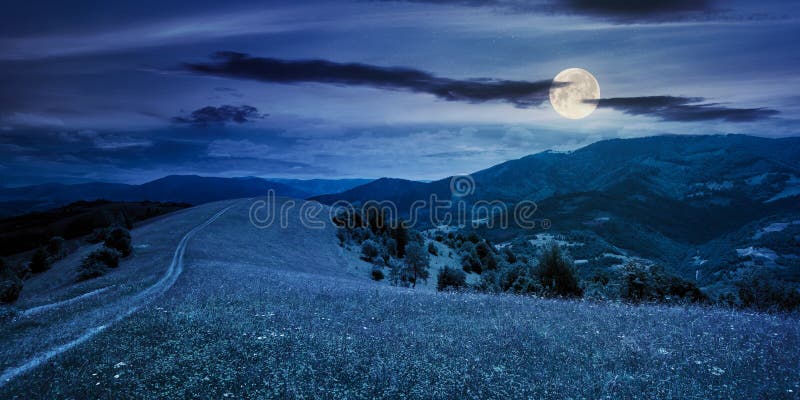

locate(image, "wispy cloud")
[[380, 0, 729, 23], [184, 52, 559, 108], [588, 96, 779, 122]]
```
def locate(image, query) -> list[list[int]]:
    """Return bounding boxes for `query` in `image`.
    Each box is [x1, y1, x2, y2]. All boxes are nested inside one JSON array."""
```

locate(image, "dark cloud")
[[587, 96, 779, 122], [184, 52, 558, 108], [172, 104, 267, 126], [550, 0, 715, 20], [382, 0, 720, 22]]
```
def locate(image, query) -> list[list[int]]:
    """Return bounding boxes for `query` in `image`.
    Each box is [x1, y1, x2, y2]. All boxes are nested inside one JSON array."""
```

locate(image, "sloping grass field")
[[1, 199, 798, 399]]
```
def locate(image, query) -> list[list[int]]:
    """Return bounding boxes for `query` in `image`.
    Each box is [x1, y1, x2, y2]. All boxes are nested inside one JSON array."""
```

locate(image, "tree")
[[403, 242, 430, 288], [537, 245, 582, 298], [437, 266, 466, 291], [104, 227, 132, 257], [361, 240, 380, 262], [29, 248, 51, 274], [392, 223, 409, 258]]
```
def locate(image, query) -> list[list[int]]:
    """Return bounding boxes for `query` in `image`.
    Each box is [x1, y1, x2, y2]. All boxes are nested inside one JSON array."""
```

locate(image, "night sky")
[[1, 0, 798, 186]]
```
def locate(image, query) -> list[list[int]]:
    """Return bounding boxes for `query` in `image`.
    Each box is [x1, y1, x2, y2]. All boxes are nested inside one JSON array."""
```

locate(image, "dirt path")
[[0, 202, 237, 386]]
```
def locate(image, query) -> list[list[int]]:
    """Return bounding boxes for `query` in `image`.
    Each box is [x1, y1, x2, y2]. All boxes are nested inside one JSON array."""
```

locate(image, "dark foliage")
[[0, 200, 187, 256], [0, 258, 23, 304], [45, 236, 65, 257], [404, 243, 430, 288], [437, 266, 466, 291], [361, 240, 380, 262], [371, 267, 385, 281], [427, 242, 438, 256], [29, 248, 51, 274], [392, 224, 409, 258], [619, 263, 707, 304], [737, 276, 800, 312], [77, 247, 121, 281], [104, 227, 132, 257], [537, 245, 582, 298]]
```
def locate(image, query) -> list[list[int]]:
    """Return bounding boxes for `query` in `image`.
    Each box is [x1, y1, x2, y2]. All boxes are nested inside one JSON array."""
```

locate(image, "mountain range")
[[313, 134, 800, 292], [0, 176, 371, 217]]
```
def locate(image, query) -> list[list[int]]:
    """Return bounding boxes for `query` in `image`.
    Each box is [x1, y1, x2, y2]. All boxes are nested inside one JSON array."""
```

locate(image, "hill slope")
[[0, 198, 798, 398], [315, 135, 800, 281]]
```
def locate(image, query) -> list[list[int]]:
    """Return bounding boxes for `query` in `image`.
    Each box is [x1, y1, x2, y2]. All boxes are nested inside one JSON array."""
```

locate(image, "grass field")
[[1, 199, 798, 399]]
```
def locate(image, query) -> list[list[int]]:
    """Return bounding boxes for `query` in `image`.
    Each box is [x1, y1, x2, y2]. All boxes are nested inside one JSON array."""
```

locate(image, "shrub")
[[361, 240, 380, 262], [437, 266, 466, 291], [371, 267, 385, 281], [619, 263, 706, 304], [737, 276, 800, 312], [427, 242, 438, 256], [386, 238, 398, 257], [46, 236, 66, 258], [503, 247, 517, 264], [0, 258, 23, 304], [29, 248, 51, 274], [88, 247, 122, 268], [336, 230, 347, 245], [77, 247, 121, 281], [104, 227, 132, 257], [86, 227, 109, 244], [537, 245, 582, 298]]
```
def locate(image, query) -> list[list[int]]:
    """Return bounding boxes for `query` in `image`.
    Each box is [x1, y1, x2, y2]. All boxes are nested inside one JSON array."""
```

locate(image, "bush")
[[386, 238, 398, 257], [737, 276, 800, 312], [537, 245, 582, 298], [87, 227, 109, 244], [77, 247, 121, 281], [361, 240, 380, 262], [104, 227, 132, 257], [427, 242, 438, 256], [437, 266, 466, 291], [46, 236, 66, 258], [29, 248, 51, 274], [0, 258, 23, 304], [371, 267, 385, 281], [619, 263, 706, 304], [498, 264, 543, 295]]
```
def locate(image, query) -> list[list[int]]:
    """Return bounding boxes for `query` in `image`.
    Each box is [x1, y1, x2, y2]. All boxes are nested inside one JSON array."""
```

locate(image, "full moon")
[[549, 68, 600, 119]]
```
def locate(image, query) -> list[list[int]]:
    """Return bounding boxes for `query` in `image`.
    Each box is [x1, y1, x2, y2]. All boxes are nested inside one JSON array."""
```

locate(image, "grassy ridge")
[[1, 199, 797, 398], [2, 264, 797, 398]]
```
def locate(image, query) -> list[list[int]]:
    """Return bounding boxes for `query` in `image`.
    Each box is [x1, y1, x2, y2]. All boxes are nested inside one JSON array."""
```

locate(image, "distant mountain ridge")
[[0, 175, 306, 217], [265, 178, 373, 197], [312, 134, 800, 285]]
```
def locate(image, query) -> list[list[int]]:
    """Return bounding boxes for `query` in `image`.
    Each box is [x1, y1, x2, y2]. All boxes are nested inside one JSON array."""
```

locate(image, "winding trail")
[[0, 202, 236, 386], [21, 286, 116, 317]]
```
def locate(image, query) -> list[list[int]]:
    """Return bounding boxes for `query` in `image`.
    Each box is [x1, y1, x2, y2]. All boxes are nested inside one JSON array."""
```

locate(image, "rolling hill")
[[0, 198, 797, 398]]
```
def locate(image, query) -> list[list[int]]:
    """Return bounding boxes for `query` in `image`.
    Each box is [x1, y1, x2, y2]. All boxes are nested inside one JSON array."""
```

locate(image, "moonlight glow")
[[549, 68, 600, 119]]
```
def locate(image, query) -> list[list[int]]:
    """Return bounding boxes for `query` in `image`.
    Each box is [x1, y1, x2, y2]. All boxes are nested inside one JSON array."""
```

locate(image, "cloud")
[[381, 0, 721, 23], [184, 52, 558, 108], [172, 104, 268, 126], [588, 96, 779, 122], [547, 0, 716, 21]]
